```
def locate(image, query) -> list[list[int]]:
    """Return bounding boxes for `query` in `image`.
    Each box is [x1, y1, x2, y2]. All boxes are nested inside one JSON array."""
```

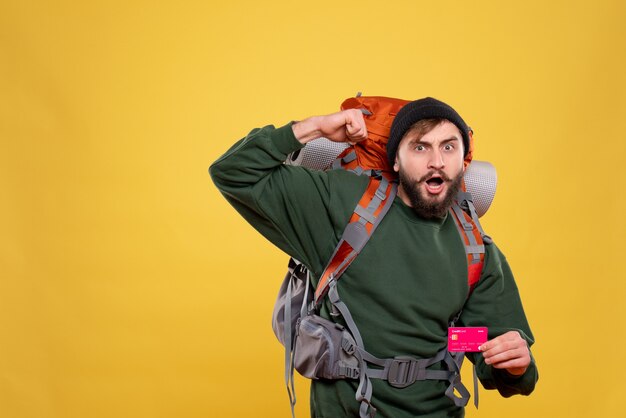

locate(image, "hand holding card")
[[479, 330, 531, 376]]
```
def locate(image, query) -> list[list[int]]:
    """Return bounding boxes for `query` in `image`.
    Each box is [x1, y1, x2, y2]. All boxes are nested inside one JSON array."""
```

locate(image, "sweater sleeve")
[[209, 123, 337, 271], [459, 243, 539, 397]]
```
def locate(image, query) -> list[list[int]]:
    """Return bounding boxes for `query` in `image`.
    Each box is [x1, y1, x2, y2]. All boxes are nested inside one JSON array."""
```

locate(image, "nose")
[[427, 149, 445, 170]]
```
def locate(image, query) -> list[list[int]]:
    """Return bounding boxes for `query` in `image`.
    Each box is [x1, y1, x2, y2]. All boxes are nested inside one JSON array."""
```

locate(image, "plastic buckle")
[[341, 337, 356, 355], [462, 220, 474, 231], [457, 191, 473, 205], [327, 278, 340, 304], [388, 356, 418, 388], [374, 186, 387, 201], [339, 364, 360, 379]]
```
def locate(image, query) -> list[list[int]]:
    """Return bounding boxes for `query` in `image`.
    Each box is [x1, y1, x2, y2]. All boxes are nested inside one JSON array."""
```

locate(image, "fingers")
[[316, 109, 367, 143], [480, 331, 531, 376], [344, 109, 368, 143]]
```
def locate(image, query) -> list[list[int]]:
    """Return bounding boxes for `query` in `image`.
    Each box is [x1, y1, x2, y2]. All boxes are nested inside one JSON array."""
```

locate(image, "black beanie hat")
[[387, 97, 470, 167]]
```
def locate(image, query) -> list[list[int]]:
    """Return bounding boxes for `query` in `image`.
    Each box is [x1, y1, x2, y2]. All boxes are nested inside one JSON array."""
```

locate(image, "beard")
[[398, 168, 464, 220]]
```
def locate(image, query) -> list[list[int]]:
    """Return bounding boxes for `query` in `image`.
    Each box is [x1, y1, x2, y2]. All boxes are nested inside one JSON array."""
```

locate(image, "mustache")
[[417, 170, 452, 183]]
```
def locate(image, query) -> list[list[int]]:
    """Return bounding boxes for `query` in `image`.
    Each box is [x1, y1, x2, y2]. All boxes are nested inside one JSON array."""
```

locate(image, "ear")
[[393, 157, 399, 172]]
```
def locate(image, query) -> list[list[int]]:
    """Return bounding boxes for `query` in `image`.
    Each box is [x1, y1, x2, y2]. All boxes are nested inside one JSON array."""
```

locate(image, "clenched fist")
[[292, 109, 368, 145]]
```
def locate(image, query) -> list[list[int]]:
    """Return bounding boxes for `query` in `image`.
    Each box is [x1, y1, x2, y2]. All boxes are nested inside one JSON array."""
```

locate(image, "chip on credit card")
[[448, 327, 488, 352]]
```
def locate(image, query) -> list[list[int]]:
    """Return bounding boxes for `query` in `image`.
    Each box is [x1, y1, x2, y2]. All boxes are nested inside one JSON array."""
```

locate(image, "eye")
[[414, 144, 426, 151], [443, 143, 455, 151]]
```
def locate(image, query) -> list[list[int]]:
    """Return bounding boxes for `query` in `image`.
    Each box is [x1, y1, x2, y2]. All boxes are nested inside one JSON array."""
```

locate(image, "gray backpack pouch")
[[272, 264, 308, 345], [294, 314, 360, 380]]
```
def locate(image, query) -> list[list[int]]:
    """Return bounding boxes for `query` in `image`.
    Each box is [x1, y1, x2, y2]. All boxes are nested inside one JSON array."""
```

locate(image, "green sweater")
[[210, 124, 538, 418]]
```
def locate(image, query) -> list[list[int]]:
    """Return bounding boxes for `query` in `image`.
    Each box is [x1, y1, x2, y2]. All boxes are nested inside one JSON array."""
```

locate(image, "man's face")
[[393, 121, 465, 219]]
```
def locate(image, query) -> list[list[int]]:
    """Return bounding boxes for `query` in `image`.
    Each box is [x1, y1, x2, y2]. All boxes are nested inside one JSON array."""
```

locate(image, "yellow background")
[[1, 1, 625, 417]]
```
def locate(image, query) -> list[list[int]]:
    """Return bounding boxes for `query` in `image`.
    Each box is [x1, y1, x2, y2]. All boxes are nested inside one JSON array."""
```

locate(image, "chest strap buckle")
[[387, 356, 427, 388]]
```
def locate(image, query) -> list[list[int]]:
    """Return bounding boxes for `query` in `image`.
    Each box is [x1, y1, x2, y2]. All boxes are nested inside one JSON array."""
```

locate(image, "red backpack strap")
[[314, 177, 397, 305], [449, 190, 493, 294]]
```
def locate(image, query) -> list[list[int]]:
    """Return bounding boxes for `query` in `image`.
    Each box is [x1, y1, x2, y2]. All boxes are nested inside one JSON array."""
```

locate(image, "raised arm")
[[209, 110, 368, 270]]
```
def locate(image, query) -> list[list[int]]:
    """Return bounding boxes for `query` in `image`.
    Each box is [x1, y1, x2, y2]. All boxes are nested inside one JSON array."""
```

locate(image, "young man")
[[210, 97, 538, 417]]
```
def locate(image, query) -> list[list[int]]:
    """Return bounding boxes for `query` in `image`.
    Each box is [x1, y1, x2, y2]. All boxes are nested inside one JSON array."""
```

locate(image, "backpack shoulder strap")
[[449, 189, 494, 294], [313, 176, 397, 305], [449, 199, 485, 294], [449, 191, 494, 409]]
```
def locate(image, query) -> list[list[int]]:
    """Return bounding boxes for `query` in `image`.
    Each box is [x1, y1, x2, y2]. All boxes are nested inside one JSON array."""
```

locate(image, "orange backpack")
[[314, 94, 488, 302]]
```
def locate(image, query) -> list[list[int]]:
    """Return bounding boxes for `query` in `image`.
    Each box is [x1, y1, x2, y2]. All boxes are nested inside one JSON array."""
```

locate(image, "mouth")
[[424, 175, 446, 195]]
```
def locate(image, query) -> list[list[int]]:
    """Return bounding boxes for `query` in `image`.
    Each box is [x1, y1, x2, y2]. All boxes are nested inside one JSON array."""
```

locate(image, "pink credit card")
[[448, 327, 488, 352]]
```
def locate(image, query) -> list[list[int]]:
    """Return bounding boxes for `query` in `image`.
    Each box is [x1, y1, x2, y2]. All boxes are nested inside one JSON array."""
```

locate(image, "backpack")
[[271, 94, 496, 418]]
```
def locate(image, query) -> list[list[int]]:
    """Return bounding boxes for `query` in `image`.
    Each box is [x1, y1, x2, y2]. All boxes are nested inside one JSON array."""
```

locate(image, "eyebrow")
[[409, 136, 462, 146]]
